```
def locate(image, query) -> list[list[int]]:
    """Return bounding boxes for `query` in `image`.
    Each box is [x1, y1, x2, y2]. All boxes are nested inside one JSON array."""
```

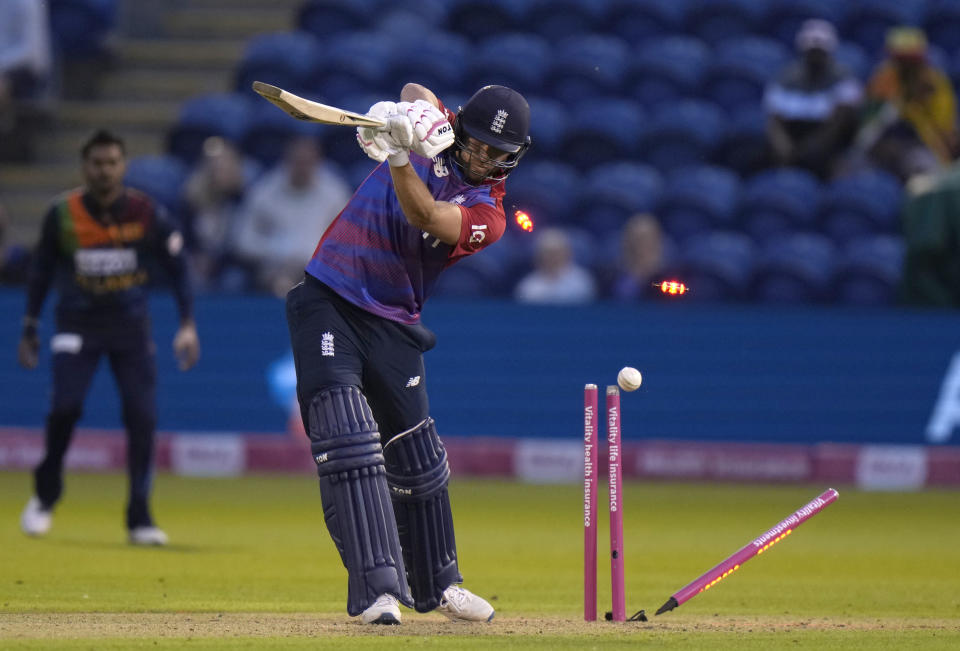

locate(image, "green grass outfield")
[[1, 471, 958, 648]]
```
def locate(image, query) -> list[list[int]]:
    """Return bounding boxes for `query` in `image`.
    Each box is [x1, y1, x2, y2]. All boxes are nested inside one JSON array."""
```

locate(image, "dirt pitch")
[[2, 613, 957, 641]]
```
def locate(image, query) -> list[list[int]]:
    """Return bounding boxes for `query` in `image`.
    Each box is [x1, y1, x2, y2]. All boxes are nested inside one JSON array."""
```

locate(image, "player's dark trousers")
[[33, 318, 158, 529]]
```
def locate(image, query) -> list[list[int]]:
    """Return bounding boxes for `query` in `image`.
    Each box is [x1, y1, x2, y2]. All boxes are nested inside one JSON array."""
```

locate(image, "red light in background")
[[654, 280, 689, 295], [514, 210, 534, 232]]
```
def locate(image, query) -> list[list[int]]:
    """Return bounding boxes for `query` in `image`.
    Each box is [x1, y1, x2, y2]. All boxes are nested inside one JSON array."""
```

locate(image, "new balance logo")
[[321, 332, 335, 357], [491, 109, 508, 134], [405, 376, 421, 388]]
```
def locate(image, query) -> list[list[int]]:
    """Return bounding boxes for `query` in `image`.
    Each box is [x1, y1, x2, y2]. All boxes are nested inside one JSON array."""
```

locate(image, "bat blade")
[[251, 81, 386, 128]]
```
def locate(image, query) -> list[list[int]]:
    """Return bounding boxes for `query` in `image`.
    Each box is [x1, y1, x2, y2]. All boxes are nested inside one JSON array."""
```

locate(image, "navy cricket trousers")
[[34, 317, 158, 529]]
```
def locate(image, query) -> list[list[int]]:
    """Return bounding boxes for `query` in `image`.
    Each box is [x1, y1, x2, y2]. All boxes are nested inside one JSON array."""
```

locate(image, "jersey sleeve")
[[151, 202, 194, 321], [24, 205, 60, 320], [449, 201, 506, 260]]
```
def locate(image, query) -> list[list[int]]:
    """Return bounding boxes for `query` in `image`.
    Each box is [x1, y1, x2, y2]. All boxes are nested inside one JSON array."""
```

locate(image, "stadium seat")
[[48, 0, 117, 56], [764, 0, 848, 50], [702, 37, 790, 113], [505, 161, 581, 226], [559, 98, 644, 170], [167, 93, 251, 164], [678, 230, 757, 301], [297, 0, 377, 38], [444, 0, 525, 35], [818, 169, 904, 245], [752, 232, 839, 303], [123, 155, 190, 216], [925, 0, 960, 56], [520, 0, 607, 41], [234, 31, 321, 96], [545, 34, 630, 105], [382, 31, 470, 97], [711, 105, 767, 177], [602, 0, 689, 43], [842, 0, 928, 56], [471, 33, 552, 96], [240, 99, 323, 166], [740, 168, 823, 243], [577, 161, 664, 236], [637, 100, 725, 173], [684, 0, 766, 46], [833, 235, 905, 305], [657, 165, 742, 242], [833, 42, 871, 83], [374, 1, 450, 35], [626, 35, 710, 107], [525, 96, 570, 158], [303, 31, 397, 101]]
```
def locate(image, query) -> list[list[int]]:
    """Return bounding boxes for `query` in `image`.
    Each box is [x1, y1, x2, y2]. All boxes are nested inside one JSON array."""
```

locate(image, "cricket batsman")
[[285, 83, 530, 624]]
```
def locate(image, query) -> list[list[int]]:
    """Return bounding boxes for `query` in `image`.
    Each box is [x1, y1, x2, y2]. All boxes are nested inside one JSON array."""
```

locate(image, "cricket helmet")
[[453, 85, 531, 181]]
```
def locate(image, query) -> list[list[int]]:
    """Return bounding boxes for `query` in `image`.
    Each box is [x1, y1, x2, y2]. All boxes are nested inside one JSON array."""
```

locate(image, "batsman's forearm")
[[390, 164, 460, 244]]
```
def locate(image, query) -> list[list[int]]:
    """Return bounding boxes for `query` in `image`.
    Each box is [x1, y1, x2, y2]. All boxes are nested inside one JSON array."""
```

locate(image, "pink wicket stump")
[[607, 385, 625, 622], [583, 384, 599, 621], [656, 488, 840, 615]]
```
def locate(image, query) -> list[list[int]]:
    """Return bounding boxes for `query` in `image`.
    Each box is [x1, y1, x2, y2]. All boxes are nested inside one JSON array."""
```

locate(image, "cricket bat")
[[252, 81, 386, 129]]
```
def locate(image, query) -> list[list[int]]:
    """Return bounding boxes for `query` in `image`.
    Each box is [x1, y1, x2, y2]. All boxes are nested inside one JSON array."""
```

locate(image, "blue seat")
[[752, 232, 839, 303], [678, 230, 757, 301], [234, 31, 321, 96], [374, 2, 451, 36], [819, 169, 904, 245], [520, 0, 606, 41], [842, 0, 928, 57], [123, 155, 190, 216], [764, 0, 848, 50], [578, 162, 663, 236], [658, 165, 742, 242], [525, 96, 570, 158], [297, 0, 377, 38], [637, 100, 725, 173], [925, 0, 960, 56], [167, 93, 251, 164], [546, 34, 630, 104], [833, 42, 871, 82], [626, 36, 710, 106], [48, 0, 116, 56], [304, 31, 397, 101], [740, 168, 823, 243], [602, 0, 689, 42], [712, 104, 767, 176], [445, 0, 526, 35], [471, 33, 552, 96], [702, 36, 790, 112], [559, 98, 644, 170], [834, 235, 905, 305], [383, 31, 469, 97], [505, 161, 581, 226], [684, 0, 766, 46], [241, 99, 323, 166]]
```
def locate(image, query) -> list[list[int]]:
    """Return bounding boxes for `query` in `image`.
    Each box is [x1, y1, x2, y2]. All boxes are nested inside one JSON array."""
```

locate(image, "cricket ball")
[[617, 367, 642, 392]]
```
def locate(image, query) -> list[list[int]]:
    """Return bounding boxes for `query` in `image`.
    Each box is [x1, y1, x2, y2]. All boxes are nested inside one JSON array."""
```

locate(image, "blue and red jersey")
[[305, 105, 507, 324]]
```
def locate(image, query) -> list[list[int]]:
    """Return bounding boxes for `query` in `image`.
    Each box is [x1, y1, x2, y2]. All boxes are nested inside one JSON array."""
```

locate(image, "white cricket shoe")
[[436, 585, 495, 622], [20, 497, 52, 537], [361, 594, 401, 625], [128, 526, 169, 546]]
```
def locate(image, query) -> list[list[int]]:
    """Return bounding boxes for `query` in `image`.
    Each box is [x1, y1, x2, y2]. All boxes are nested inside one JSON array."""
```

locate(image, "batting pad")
[[308, 385, 413, 615], [383, 418, 462, 612]]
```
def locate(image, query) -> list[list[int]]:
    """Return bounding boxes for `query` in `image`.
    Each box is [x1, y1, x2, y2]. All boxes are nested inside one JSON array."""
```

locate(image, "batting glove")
[[403, 100, 454, 159]]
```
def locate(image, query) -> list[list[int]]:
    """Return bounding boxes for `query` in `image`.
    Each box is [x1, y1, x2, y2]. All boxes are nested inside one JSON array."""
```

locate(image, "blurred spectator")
[[0, 0, 53, 161], [514, 227, 597, 304], [857, 27, 959, 182], [764, 19, 863, 179], [900, 160, 960, 307], [182, 137, 248, 290], [231, 136, 351, 295], [607, 213, 667, 301], [0, 200, 30, 284]]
